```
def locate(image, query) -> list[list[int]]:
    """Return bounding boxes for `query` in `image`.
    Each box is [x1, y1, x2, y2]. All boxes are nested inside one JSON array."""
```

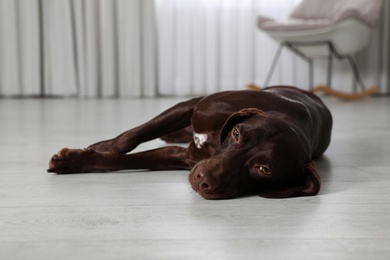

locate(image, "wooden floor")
[[1, 95, 390, 260]]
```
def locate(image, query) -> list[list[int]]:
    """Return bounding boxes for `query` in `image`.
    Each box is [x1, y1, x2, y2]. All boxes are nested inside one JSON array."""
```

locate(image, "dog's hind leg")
[[88, 97, 203, 154], [160, 126, 194, 144]]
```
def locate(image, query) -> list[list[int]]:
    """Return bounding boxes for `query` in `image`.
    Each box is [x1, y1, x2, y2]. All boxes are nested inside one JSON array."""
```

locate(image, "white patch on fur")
[[194, 133, 208, 148]]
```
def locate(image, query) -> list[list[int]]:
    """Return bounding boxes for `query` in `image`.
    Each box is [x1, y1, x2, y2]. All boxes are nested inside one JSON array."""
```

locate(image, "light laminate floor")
[[1, 95, 390, 260]]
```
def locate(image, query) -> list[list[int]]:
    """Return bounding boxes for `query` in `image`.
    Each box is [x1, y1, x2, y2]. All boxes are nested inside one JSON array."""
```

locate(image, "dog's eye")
[[232, 127, 240, 142], [255, 165, 272, 176]]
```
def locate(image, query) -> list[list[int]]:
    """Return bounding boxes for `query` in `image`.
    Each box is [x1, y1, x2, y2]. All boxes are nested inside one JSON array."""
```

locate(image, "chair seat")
[[258, 16, 371, 57]]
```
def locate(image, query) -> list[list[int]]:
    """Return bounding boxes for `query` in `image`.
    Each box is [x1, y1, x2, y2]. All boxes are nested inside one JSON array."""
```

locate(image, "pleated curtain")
[[0, 0, 156, 97], [0, 0, 389, 97]]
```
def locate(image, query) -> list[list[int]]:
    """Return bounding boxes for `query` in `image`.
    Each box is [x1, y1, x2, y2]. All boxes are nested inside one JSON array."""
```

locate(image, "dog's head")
[[189, 108, 320, 199]]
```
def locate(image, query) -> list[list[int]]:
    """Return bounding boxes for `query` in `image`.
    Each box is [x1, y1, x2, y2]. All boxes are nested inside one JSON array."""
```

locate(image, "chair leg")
[[345, 55, 366, 91], [308, 58, 314, 91], [327, 50, 333, 87], [264, 43, 284, 87]]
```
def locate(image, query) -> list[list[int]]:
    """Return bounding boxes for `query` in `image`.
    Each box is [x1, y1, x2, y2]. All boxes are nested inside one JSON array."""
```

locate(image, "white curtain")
[[0, 0, 40, 96], [1, 0, 389, 97], [356, 0, 390, 94], [0, 0, 156, 97], [156, 0, 311, 96]]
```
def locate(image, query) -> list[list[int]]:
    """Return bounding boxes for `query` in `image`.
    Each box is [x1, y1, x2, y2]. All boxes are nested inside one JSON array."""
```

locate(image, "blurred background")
[[0, 0, 389, 98]]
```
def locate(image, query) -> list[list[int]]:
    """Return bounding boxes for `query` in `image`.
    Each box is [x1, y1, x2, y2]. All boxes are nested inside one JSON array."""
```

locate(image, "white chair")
[[258, 0, 382, 93]]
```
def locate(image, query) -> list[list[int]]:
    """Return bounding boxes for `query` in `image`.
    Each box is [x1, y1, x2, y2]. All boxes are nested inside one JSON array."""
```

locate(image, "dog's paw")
[[47, 148, 100, 174]]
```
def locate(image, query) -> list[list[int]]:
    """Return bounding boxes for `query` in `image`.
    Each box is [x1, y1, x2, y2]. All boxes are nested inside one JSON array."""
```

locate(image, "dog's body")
[[48, 86, 332, 199]]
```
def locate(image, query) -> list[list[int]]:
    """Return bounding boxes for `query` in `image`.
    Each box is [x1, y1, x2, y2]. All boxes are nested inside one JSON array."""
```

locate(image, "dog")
[[48, 86, 332, 199]]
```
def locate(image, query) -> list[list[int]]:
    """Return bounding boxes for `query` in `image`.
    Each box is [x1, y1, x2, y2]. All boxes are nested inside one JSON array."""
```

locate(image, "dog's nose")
[[193, 166, 214, 192], [200, 179, 210, 191], [195, 171, 204, 181]]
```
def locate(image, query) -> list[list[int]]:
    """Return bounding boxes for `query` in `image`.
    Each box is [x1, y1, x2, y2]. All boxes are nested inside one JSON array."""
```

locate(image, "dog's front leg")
[[88, 97, 203, 154], [48, 146, 195, 174]]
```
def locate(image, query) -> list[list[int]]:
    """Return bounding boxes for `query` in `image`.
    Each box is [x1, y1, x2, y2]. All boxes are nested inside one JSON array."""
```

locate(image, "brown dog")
[[48, 86, 332, 199]]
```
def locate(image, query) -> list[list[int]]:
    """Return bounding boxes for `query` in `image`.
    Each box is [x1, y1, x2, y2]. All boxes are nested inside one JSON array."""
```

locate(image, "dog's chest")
[[193, 133, 208, 148], [191, 115, 226, 150], [190, 106, 234, 150]]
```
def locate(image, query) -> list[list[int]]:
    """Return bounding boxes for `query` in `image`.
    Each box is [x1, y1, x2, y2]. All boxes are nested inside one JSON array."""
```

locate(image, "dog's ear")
[[257, 161, 321, 198], [220, 108, 265, 144]]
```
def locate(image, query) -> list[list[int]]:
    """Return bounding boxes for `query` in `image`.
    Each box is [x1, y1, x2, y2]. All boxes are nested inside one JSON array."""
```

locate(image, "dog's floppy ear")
[[220, 108, 265, 144], [257, 161, 321, 198]]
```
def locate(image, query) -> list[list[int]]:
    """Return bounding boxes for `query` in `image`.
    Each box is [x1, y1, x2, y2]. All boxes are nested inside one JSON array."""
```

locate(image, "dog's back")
[[263, 86, 332, 158]]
